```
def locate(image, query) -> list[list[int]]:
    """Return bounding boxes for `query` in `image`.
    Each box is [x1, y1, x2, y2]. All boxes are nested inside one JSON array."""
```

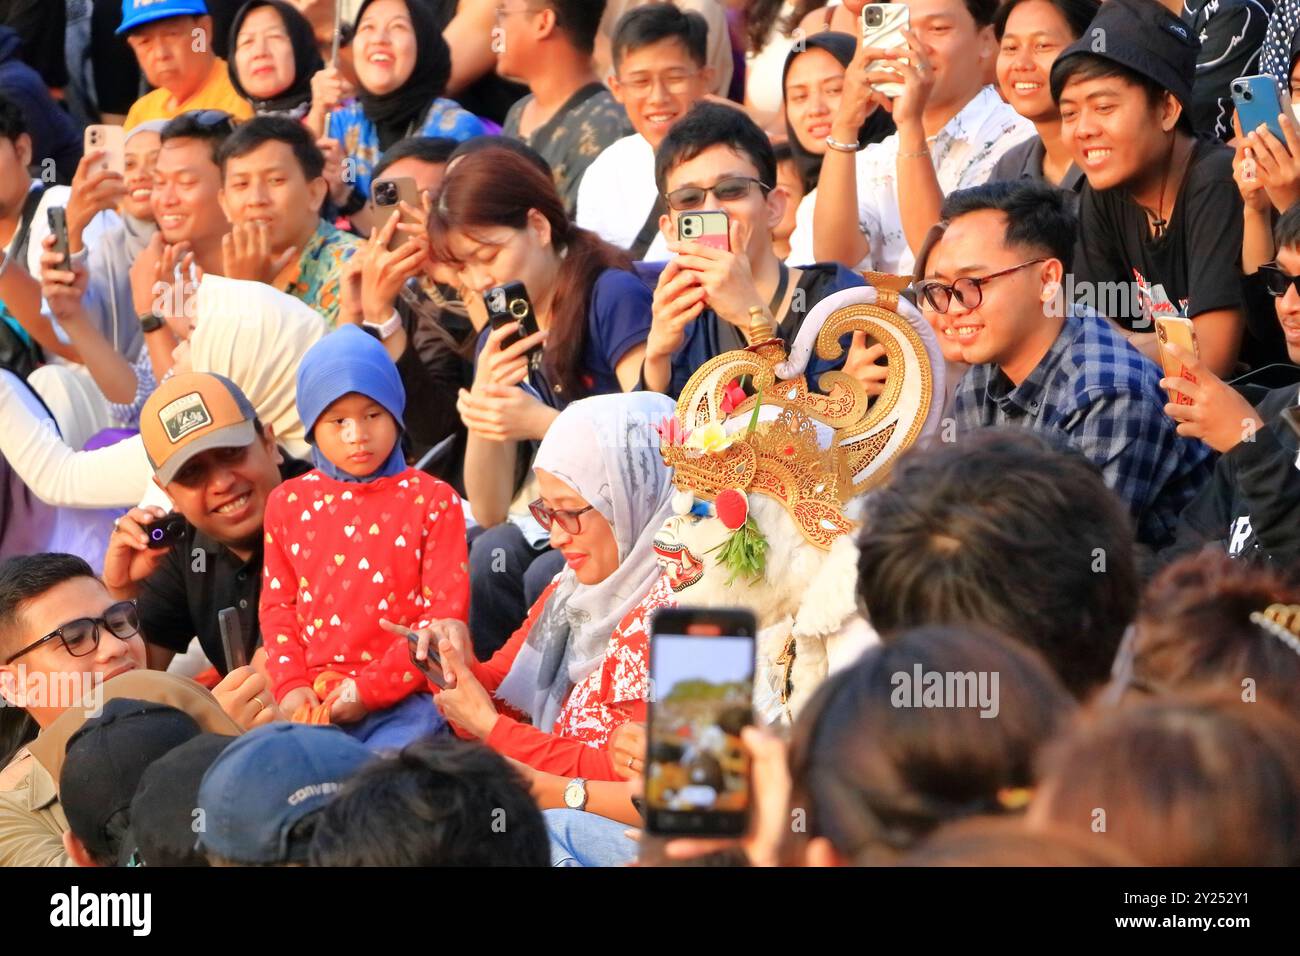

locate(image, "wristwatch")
[[563, 777, 589, 811], [363, 309, 402, 341], [138, 311, 165, 334]]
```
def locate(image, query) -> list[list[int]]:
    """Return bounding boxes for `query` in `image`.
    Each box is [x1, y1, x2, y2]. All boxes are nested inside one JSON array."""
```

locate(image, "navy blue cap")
[[196, 723, 372, 864]]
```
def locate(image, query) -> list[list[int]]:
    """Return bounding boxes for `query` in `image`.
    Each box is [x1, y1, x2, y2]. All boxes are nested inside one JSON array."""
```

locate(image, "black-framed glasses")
[[616, 70, 701, 97], [529, 499, 595, 534], [665, 176, 771, 211], [914, 258, 1048, 313], [1258, 263, 1300, 298], [4, 600, 140, 665]]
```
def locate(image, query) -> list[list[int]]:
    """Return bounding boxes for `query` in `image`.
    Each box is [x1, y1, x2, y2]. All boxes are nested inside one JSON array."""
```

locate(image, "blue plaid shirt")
[[952, 308, 1214, 548]]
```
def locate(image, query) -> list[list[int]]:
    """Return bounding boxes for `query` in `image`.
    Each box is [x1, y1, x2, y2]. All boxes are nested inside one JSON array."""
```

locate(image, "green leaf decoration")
[[746, 387, 764, 437], [709, 516, 768, 587]]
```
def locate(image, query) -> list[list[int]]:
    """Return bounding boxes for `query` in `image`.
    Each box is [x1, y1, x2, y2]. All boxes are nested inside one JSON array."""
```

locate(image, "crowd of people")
[[0, 0, 1299, 869]]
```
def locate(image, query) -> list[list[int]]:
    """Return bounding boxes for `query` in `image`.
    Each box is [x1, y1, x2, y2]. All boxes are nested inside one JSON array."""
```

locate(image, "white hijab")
[[496, 391, 677, 730], [190, 275, 325, 458]]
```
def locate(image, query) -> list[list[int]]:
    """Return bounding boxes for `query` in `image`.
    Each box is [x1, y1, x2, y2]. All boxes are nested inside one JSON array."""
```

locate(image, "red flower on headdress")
[[714, 489, 749, 531], [720, 379, 747, 416]]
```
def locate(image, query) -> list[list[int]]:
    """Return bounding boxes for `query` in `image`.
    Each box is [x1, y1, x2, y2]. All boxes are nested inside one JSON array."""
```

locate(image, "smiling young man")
[[927, 180, 1212, 550], [795, 0, 1033, 275], [119, 0, 254, 130], [0, 552, 267, 868], [1051, 0, 1246, 377], [217, 115, 361, 328], [644, 102, 867, 397], [101, 372, 311, 678], [577, 4, 714, 261], [1165, 203, 1300, 566]]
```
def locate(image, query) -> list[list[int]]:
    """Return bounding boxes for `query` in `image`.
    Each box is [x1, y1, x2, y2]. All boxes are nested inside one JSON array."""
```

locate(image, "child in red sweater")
[[260, 325, 469, 749]]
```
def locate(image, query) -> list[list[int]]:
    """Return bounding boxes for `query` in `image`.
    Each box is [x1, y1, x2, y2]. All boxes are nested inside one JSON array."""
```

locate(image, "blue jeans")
[[343, 693, 446, 752], [545, 809, 639, 867]]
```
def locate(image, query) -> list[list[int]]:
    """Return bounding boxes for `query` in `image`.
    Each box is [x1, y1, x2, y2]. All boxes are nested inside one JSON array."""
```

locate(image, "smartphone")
[[141, 511, 188, 549], [676, 210, 730, 252], [47, 207, 70, 271], [401, 628, 447, 689], [861, 3, 911, 100], [1232, 75, 1294, 145], [1155, 315, 1199, 407], [84, 124, 127, 177], [485, 281, 543, 371], [371, 176, 422, 251], [644, 607, 756, 837], [218, 607, 248, 672]]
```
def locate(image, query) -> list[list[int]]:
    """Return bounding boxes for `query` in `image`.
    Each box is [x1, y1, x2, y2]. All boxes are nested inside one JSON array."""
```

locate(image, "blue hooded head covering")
[[295, 326, 407, 482]]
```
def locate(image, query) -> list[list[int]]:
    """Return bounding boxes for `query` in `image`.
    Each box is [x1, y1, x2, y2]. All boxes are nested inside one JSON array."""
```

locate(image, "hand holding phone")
[[644, 607, 755, 837], [676, 211, 730, 252], [47, 207, 70, 271], [1155, 315, 1199, 407], [84, 124, 126, 177], [1233, 75, 1294, 146], [485, 281, 543, 371], [861, 3, 911, 99], [371, 177, 421, 251], [218, 607, 248, 672], [140, 511, 188, 549]]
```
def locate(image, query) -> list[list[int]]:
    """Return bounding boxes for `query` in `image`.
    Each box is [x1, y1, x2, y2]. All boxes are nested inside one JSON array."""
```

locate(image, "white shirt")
[[575, 133, 671, 262], [788, 86, 1034, 276]]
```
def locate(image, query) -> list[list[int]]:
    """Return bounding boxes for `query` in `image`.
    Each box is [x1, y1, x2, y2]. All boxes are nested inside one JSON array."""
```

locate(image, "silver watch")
[[562, 777, 589, 811]]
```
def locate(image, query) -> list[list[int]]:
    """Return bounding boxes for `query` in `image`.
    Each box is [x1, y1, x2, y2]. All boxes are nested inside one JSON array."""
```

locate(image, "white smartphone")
[[861, 3, 911, 100]]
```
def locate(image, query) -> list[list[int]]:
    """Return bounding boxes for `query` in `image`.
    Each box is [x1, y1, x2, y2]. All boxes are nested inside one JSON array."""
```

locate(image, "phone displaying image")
[[861, 3, 911, 99], [1155, 315, 1199, 407], [84, 124, 126, 177], [47, 207, 70, 270], [1232, 74, 1294, 145], [645, 607, 755, 837], [141, 511, 188, 550], [676, 210, 730, 252], [218, 607, 248, 672], [371, 176, 422, 251], [402, 628, 447, 689], [485, 281, 543, 371]]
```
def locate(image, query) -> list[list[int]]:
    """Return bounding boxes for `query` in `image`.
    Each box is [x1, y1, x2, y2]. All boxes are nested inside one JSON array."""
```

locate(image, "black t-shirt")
[[1072, 137, 1245, 330], [137, 454, 312, 674]]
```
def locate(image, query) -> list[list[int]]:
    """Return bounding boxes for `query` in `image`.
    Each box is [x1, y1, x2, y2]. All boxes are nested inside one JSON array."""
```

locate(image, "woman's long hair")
[[428, 147, 633, 401]]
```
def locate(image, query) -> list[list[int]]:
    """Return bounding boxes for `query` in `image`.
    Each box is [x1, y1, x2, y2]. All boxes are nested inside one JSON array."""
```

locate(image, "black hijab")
[[782, 31, 895, 193], [355, 0, 453, 152], [227, 0, 324, 117]]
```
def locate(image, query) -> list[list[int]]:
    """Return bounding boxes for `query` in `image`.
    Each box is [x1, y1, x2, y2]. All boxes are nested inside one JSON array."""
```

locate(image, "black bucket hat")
[[1049, 0, 1199, 109]]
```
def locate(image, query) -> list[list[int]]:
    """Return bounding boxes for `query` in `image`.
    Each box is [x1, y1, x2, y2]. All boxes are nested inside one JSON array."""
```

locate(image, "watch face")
[[563, 780, 585, 810]]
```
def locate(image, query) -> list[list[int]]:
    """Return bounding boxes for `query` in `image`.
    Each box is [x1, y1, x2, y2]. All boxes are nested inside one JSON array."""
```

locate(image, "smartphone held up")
[[644, 607, 756, 837], [861, 3, 911, 99]]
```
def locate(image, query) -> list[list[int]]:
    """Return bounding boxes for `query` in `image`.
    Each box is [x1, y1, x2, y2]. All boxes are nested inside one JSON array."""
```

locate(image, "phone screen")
[[646, 628, 753, 835]]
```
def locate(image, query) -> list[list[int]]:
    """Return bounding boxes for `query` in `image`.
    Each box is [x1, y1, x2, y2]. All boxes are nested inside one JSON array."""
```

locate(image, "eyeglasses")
[[665, 176, 771, 212], [4, 600, 140, 665], [529, 498, 595, 534], [914, 258, 1048, 313], [1259, 263, 1300, 298], [494, 2, 539, 21], [616, 70, 700, 97]]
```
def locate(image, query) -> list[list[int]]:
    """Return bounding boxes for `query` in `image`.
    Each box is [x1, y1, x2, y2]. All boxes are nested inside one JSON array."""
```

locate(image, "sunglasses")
[[4, 600, 140, 665], [914, 258, 1047, 313], [1258, 263, 1300, 298], [665, 176, 771, 212], [529, 498, 594, 535]]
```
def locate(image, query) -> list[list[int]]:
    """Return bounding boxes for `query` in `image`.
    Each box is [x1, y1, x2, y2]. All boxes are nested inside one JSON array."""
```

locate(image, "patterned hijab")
[[495, 392, 677, 731]]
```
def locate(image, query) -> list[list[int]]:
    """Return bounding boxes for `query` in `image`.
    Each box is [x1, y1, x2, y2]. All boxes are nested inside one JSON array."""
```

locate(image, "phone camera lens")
[[866, 9, 882, 26], [1243, 89, 1253, 101]]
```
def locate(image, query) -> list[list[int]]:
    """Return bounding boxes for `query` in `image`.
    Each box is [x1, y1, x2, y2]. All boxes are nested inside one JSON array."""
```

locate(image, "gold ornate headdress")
[[658, 285, 945, 550]]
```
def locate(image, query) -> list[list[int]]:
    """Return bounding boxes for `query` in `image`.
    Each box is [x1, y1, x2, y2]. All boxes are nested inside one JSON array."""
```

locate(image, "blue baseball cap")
[[117, 0, 210, 36], [196, 723, 373, 865]]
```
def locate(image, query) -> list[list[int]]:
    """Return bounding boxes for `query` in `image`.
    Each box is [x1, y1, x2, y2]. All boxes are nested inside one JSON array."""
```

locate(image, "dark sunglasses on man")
[[1257, 262, 1300, 298], [3, 600, 140, 664]]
